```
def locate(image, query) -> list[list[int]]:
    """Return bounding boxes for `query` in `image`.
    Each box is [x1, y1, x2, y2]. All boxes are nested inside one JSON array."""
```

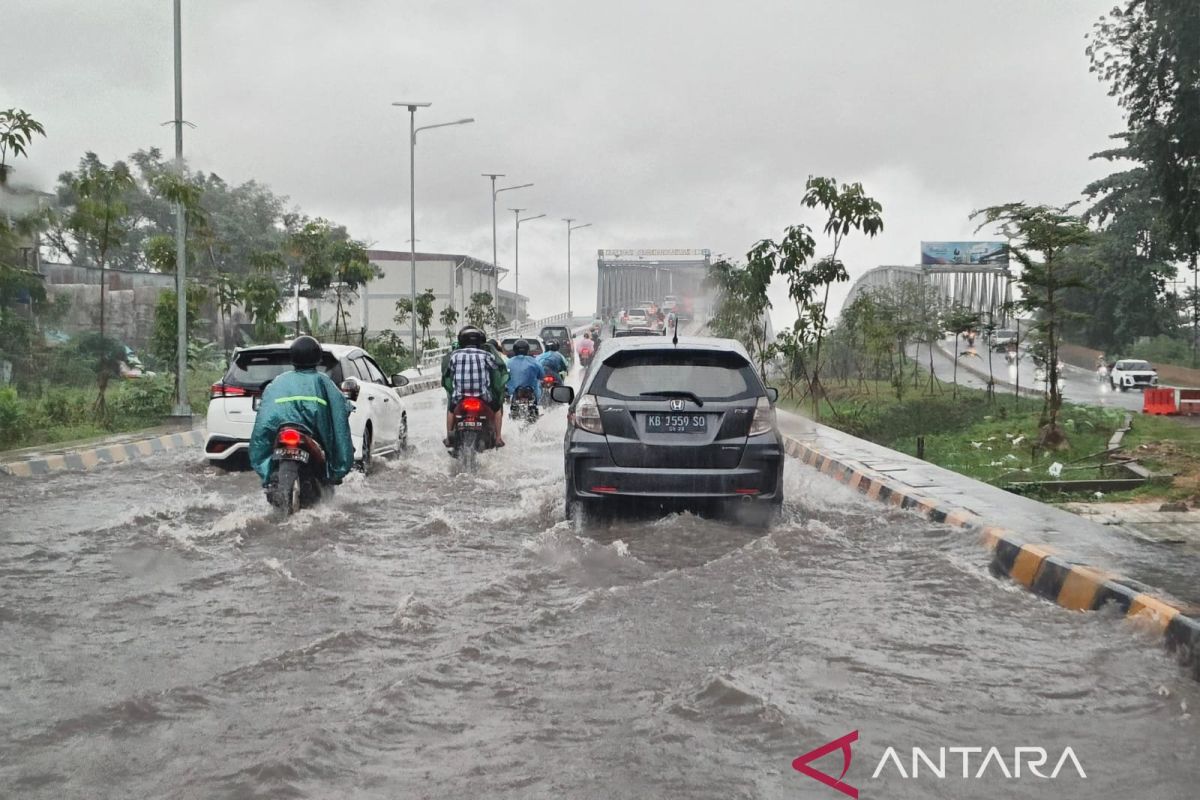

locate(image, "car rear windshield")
[[592, 350, 760, 401], [502, 338, 544, 355], [225, 349, 338, 387], [540, 327, 569, 339]]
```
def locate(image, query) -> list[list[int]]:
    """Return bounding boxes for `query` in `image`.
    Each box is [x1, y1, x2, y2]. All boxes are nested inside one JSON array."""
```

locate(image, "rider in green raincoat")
[[249, 336, 355, 487]]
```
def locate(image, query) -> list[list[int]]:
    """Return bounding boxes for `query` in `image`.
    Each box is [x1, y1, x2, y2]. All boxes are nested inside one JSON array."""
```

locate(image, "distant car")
[[553, 335, 783, 524], [538, 326, 574, 359], [613, 327, 664, 338], [662, 295, 678, 312], [988, 329, 1018, 350], [204, 342, 409, 469], [1109, 359, 1158, 391], [500, 336, 545, 357], [623, 308, 649, 328]]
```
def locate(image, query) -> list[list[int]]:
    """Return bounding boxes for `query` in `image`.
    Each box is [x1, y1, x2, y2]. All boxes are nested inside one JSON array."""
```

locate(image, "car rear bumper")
[[204, 434, 249, 461], [565, 435, 783, 501]]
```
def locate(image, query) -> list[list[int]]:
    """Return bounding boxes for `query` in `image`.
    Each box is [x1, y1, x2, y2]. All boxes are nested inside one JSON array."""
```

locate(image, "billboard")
[[920, 241, 1008, 266]]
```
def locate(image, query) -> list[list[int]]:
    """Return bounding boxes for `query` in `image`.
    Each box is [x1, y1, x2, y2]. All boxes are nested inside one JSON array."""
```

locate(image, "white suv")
[[1109, 359, 1158, 392], [204, 343, 409, 469]]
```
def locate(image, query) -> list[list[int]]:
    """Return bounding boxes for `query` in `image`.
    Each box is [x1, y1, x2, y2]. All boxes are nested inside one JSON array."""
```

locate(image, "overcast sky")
[[2, 0, 1127, 328]]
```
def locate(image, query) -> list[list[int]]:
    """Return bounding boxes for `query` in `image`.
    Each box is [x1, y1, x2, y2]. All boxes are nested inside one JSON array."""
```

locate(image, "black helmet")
[[513, 338, 530, 356], [545, 339, 560, 352], [290, 335, 323, 368], [457, 326, 485, 348]]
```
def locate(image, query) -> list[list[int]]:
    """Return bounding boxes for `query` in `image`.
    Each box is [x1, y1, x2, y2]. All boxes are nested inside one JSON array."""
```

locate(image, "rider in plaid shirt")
[[444, 326, 506, 447]]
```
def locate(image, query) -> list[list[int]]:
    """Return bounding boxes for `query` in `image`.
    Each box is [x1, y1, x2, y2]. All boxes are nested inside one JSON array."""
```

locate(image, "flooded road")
[[2, 388, 1198, 799]]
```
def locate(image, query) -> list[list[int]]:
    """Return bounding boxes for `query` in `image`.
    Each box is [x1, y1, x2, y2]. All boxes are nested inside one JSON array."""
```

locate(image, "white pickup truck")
[[1108, 359, 1158, 391]]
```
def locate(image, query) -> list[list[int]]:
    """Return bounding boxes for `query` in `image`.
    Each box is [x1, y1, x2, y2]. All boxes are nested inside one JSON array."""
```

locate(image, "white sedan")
[[204, 342, 409, 470]]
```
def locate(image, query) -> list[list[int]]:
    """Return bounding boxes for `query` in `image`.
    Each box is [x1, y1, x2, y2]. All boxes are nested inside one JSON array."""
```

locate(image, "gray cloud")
[[1, 0, 1126, 326]]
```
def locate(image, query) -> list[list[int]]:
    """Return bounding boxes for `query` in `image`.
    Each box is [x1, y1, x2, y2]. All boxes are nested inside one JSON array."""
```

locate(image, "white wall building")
[[317, 249, 528, 338]]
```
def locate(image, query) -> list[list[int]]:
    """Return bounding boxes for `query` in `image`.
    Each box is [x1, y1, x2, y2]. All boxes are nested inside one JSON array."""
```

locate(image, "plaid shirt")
[[449, 347, 499, 403]]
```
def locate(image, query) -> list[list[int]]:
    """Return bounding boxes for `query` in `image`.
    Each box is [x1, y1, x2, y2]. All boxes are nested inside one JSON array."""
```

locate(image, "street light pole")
[[489, 179, 532, 304], [564, 219, 591, 320], [509, 209, 545, 321], [171, 0, 190, 417], [393, 102, 473, 360]]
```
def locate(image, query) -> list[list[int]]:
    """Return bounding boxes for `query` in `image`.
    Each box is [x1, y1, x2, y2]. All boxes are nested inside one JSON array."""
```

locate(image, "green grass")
[[782, 378, 1198, 501], [0, 369, 222, 452]]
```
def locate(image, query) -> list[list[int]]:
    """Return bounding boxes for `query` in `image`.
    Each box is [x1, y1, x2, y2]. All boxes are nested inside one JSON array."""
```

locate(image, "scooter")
[[539, 373, 565, 408], [509, 385, 540, 424], [265, 423, 330, 517], [447, 395, 496, 469]]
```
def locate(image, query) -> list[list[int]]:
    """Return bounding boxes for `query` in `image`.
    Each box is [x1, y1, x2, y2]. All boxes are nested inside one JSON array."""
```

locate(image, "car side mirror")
[[391, 373, 409, 388], [550, 385, 575, 404], [765, 387, 779, 404], [340, 377, 361, 401]]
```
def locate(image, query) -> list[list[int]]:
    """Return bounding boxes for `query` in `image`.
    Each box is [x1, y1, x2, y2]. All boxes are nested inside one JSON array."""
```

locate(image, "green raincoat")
[[249, 367, 355, 487]]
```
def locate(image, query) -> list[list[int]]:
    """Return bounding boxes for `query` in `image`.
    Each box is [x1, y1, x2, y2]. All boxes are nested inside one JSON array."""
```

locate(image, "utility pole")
[[564, 219, 591, 320], [171, 0, 190, 417]]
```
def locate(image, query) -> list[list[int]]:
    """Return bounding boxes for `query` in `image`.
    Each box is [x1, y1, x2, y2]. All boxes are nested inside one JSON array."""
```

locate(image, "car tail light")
[[542, 375, 556, 384], [278, 428, 302, 447], [462, 396, 483, 413], [748, 396, 775, 436], [573, 394, 603, 434], [210, 383, 247, 399]]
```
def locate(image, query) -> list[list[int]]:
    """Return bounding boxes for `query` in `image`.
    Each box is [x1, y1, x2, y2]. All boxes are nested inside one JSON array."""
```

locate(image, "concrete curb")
[[0, 377, 443, 479], [1, 429, 206, 478], [781, 432, 1200, 679]]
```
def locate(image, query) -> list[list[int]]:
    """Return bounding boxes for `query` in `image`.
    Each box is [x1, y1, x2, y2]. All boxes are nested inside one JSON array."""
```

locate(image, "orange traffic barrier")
[[1143, 387, 1178, 415]]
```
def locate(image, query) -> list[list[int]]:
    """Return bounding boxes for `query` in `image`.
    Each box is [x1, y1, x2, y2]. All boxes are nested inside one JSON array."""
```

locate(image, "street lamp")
[[393, 101, 474, 360], [509, 209, 545, 321], [484, 176, 532, 300], [563, 219, 591, 320]]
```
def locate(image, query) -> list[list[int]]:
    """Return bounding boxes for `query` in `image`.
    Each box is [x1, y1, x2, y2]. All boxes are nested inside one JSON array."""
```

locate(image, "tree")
[[943, 306, 982, 398], [242, 251, 286, 342], [704, 256, 774, 375], [290, 218, 375, 338], [74, 332, 126, 421], [439, 304, 459, 340], [151, 284, 207, 369], [414, 288, 435, 346], [973, 203, 1091, 447], [0, 108, 45, 186], [465, 291, 500, 328], [1088, 1, 1200, 363]]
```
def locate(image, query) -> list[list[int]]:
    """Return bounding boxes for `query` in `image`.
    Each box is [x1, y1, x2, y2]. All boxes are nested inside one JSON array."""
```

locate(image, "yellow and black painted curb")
[[1, 429, 206, 478], [782, 434, 1200, 679]]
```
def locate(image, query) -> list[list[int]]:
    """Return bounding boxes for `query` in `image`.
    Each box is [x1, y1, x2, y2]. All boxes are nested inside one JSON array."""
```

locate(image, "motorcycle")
[[509, 385, 540, 424], [448, 395, 496, 469], [578, 349, 593, 368], [539, 373, 565, 408], [265, 423, 330, 517]]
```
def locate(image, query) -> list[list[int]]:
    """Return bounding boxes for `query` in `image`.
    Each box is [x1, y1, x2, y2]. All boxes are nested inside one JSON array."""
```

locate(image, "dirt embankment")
[[1059, 342, 1200, 387]]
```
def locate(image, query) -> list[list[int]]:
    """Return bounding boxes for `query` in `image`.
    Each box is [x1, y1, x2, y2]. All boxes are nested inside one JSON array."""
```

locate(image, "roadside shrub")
[[0, 387, 24, 447], [110, 376, 174, 420], [1130, 334, 1193, 369]]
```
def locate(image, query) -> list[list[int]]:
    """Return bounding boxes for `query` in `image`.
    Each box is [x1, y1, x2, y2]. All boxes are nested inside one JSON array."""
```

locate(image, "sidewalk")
[[777, 409, 1200, 675]]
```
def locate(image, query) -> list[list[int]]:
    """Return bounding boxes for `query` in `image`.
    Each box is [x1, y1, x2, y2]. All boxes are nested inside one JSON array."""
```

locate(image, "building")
[[317, 250, 528, 338]]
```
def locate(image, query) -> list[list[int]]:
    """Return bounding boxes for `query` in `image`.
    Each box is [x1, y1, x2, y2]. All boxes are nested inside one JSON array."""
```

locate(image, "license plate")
[[273, 447, 309, 463], [644, 413, 708, 434], [459, 419, 483, 429]]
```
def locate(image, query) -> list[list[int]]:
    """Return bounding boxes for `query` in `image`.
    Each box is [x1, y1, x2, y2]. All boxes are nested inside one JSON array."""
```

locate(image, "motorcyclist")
[[444, 325, 506, 447], [537, 339, 569, 380], [505, 339, 544, 403], [577, 331, 595, 363], [248, 335, 355, 489]]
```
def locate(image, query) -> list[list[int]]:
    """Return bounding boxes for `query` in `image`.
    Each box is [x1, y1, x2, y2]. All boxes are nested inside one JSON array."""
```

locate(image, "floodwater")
[[2, 390, 1197, 799]]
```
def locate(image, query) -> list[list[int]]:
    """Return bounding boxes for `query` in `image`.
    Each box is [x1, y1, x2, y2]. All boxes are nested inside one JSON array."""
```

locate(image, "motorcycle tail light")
[[573, 394, 603, 434], [543, 375, 555, 384], [278, 428, 302, 447], [462, 396, 483, 413]]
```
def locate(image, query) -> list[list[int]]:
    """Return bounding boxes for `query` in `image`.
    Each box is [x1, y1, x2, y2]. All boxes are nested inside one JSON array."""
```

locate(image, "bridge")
[[841, 263, 1014, 326]]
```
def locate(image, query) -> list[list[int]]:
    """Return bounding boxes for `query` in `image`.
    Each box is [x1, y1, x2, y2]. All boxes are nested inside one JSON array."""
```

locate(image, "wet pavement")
[[2, 387, 1199, 799], [921, 340, 1146, 413]]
